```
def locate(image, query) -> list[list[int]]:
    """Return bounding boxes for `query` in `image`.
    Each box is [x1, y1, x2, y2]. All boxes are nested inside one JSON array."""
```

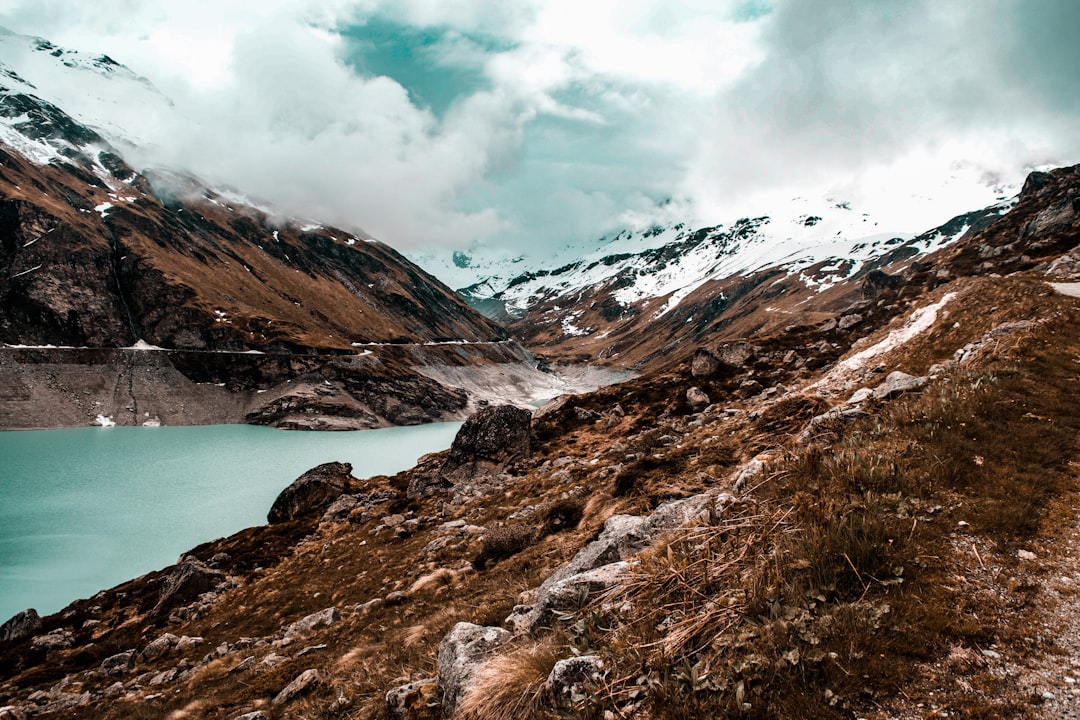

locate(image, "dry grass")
[[455, 639, 563, 720]]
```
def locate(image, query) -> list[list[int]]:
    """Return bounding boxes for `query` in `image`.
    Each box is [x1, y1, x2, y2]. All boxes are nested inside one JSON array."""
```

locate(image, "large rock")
[[871, 371, 927, 400], [0, 609, 42, 643], [686, 386, 710, 411], [153, 556, 225, 615], [437, 622, 511, 714], [282, 607, 339, 642], [507, 492, 726, 632], [272, 669, 320, 706], [691, 348, 721, 378], [268, 462, 357, 524], [440, 405, 532, 478]]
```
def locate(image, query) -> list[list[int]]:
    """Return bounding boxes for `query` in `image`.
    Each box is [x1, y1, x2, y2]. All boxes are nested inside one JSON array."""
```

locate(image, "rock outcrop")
[[436, 623, 511, 714], [268, 463, 358, 524], [0, 609, 41, 644]]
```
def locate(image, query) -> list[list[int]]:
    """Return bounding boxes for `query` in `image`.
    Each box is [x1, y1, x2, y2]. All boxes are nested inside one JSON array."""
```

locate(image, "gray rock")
[[547, 655, 604, 705], [847, 387, 873, 405], [175, 635, 203, 652], [268, 462, 357, 524], [872, 371, 927, 400], [732, 458, 764, 490], [838, 313, 863, 330], [30, 629, 73, 652], [101, 650, 136, 676], [140, 632, 180, 662], [231, 712, 270, 720], [321, 494, 360, 523], [437, 622, 511, 713], [686, 386, 710, 411], [0, 609, 42, 643], [442, 405, 532, 477], [691, 348, 721, 378], [272, 669, 320, 705], [715, 342, 755, 368], [0, 706, 26, 720], [283, 607, 339, 642], [154, 557, 225, 615], [511, 563, 630, 631], [385, 678, 437, 719], [806, 407, 871, 433], [508, 493, 724, 631]]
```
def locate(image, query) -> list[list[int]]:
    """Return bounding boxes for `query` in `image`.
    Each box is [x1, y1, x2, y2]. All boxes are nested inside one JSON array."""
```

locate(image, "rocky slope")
[[0, 33, 581, 429], [1, 164, 1078, 719]]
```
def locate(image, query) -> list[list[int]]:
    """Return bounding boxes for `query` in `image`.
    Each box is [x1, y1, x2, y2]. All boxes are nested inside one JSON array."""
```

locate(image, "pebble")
[[1018, 549, 1037, 561]]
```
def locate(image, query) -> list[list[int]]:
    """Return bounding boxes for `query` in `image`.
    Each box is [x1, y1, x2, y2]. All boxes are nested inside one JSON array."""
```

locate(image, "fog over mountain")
[[0, 0, 1075, 259]]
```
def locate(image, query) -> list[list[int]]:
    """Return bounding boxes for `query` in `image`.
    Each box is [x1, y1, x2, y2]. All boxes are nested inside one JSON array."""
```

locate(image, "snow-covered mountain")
[[409, 174, 1020, 344], [406, 166, 1032, 369]]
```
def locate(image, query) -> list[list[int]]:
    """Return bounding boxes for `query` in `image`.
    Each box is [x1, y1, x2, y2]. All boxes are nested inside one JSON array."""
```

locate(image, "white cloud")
[[0, 0, 1074, 258]]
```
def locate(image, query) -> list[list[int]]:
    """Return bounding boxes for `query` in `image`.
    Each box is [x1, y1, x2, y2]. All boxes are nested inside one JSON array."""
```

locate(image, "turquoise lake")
[[0, 422, 461, 623]]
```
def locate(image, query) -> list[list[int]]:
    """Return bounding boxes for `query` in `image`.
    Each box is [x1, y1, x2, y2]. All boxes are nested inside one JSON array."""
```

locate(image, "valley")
[[1, 21, 1079, 720]]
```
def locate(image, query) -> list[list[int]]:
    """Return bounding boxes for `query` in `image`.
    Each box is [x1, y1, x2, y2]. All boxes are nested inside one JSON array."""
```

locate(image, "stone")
[[715, 342, 755, 368], [691, 348, 721, 378], [0, 707, 25, 720], [230, 713, 270, 720], [441, 405, 532, 478], [30, 629, 73, 652], [321, 494, 361, 523], [838, 313, 863, 330], [871, 371, 927, 401], [847, 387, 873, 405], [437, 623, 512, 713], [140, 632, 180, 662], [272, 669, 320, 705], [283, 607, 339, 641], [511, 563, 630, 632], [385, 678, 438, 719], [268, 462, 357, 524], [508, 493, 724, 632], [154, 557, 225, 615], [686, 386, 710, 411], [0, 609, 42, 643], [101, 650, 136, 676], [1018, 549, 1037, 561], [547, 655, 605, 705], [175, 635, 203, 652], [732, 458, 765, 489]]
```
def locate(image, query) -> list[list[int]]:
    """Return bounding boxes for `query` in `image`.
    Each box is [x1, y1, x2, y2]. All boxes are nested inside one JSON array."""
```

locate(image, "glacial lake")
[[0, 422, 461, 623]]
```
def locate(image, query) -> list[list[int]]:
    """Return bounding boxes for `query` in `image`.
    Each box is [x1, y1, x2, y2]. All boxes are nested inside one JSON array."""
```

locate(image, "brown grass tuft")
[[473, 524, 537, 570], [455, 639, 562, 720]]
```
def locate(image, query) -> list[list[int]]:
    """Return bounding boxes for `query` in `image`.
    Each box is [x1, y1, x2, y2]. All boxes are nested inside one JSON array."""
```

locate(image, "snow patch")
[[94, 414, 116, 427]]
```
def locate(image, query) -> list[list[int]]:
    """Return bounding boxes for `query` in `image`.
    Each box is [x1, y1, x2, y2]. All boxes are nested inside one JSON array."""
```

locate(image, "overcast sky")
[[0, 0, 1075, 256]]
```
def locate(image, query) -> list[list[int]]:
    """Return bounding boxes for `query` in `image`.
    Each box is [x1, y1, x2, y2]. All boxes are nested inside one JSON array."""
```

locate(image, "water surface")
[[0, 422, 460, 622]]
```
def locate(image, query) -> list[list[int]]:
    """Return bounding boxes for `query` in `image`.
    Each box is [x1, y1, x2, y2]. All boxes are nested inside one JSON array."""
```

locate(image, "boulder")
[[153, 557, 225, 615], [509, 563, 630, 632], [715, 342, 756, 368], [441, 405, 532, 478], [30, 629, 73, 652], [140, 633, 180, 662], [690, 348, 720, 378], [508, 493, 725, 632], [101, 650, 136, 676], [272, 669, 320, 706], [385, 678, 438, 719], [872, 371, 927, 401], [268, 461, 357, 524], [0, 609, 42, 643], [320, 494, 360, 523], [437, 623, 511, 713], [547, 655, 605, 706], [686, 386, 710, 411], [282, 607, 339, 642]]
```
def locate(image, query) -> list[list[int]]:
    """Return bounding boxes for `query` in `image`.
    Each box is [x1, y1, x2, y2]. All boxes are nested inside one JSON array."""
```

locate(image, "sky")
[[0, 0, 1076, 258]]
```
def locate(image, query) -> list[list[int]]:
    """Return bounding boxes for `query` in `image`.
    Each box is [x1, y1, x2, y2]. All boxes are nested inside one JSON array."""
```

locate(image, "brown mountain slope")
[[2, 166, 1080, 718], [0, 147, 506, 351]]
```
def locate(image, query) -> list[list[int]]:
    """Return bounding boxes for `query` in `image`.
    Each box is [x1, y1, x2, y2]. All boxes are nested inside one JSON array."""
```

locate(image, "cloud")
[[685, 0, 1080, 224], [0, 0, 1074, 256]]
